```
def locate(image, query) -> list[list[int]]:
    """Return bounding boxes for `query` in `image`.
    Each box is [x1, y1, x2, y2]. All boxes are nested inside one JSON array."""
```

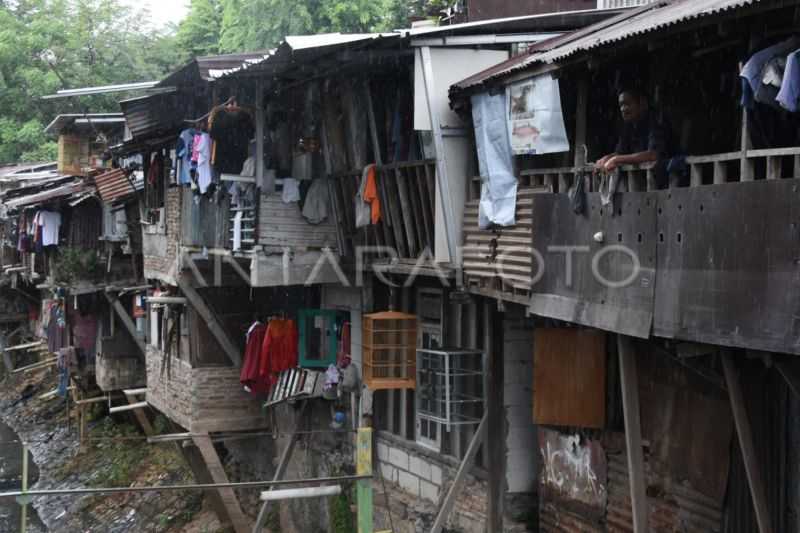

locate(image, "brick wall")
[[145, 346, 193, 429], [145, 346, 267, 432], [142, 187, 181, 282]]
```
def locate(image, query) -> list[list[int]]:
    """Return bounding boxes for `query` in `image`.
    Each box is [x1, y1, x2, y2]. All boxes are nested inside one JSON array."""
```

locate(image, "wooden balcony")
[[329, 160, 437, 261], [464, 147, 800, 355]]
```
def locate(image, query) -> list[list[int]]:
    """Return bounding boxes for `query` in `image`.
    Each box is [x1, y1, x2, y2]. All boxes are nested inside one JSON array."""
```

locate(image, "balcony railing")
[[330, 160, 437, 261]]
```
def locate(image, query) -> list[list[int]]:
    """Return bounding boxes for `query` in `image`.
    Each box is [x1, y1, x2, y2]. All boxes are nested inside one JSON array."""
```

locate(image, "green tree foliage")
[[175, 0, 223, 58], [186, 0, 455, 54], [0, 0, 182, 165]]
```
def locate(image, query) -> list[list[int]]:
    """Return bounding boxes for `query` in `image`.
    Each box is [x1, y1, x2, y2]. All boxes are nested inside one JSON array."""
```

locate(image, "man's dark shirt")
[[615, 113, 670, 157], [614, 113, 674, 188]]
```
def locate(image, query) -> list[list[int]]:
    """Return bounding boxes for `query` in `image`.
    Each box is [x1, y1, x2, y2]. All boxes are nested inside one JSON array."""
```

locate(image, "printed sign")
[[507, 75, 570, 155]]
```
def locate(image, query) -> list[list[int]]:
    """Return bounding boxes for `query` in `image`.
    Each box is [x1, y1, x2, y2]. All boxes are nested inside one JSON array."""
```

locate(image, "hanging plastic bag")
[[569, 172, 587, 215]]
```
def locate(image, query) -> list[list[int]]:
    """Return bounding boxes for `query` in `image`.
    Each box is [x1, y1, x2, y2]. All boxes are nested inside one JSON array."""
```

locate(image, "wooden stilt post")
[[192, 433, 252, 533], [486, 304, 504, 533], [253, 401, 308, 533], [722, 351, 774, 533], [618, 335, 648, 533], [357, 427, 373, 533]]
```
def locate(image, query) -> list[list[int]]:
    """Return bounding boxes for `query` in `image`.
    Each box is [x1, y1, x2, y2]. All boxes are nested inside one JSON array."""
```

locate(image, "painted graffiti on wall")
[[539, 427, 607, 513]]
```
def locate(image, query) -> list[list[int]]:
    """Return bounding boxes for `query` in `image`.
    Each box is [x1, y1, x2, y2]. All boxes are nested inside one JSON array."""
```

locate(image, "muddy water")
[[0, 420, 45, 533]]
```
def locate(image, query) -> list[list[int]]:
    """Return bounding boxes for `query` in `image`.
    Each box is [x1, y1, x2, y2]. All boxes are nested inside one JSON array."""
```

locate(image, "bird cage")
[[416, 348, 484, 430], [363, 311, 417, 390]]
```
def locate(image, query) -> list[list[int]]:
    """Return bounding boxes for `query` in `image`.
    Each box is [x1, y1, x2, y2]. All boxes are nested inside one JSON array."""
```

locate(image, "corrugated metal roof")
[[454, 0, 763, 91], [3, 179, 95, 210], [406, 6, 625, 37], [94, 168, 135, 204], [44, 113, 125, 136]]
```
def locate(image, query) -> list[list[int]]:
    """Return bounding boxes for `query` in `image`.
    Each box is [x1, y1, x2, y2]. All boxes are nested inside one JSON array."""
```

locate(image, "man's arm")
[[603, 150, 658, 171], [594, 153, 617, 172]]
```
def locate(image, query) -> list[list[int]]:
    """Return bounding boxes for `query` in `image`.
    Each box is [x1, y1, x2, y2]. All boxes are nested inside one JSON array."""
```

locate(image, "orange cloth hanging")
[[363, 165, 382, 224]]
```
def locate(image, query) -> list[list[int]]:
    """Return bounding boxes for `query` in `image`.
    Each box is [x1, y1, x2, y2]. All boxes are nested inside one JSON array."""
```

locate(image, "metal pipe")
[[0, 475, 372, 498], [20, 444, 27, 533], [108, 401, 147, 414], [259, 485, 341, 501]]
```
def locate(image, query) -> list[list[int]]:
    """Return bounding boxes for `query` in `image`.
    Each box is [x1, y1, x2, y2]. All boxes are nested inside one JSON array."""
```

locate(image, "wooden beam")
[[253, 401, 308, 533], [573, 76, 588, 170], [177, 275, 242, 367], [431, 414, 487, 533], [722, 351, 774, 533], [776, 359, 800, 399], [193, 433, 252, 533], [617, 335, 648, 533], [104, 293, 146, 359], [486, 305, 503, 533], [125, 391, 154, 436]]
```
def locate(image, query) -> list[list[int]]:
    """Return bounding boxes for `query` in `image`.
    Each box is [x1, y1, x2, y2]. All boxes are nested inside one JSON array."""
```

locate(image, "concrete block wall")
[[503, 311, 538, 494], [374, 433, 491, 533], [145, 346, 266, 432], [143, 187, 181, 281], [95, 352, 145, 392]]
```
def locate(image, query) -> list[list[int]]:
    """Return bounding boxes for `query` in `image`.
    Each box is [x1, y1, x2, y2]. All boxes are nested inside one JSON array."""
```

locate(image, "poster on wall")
[[507, 74, 570, 155]]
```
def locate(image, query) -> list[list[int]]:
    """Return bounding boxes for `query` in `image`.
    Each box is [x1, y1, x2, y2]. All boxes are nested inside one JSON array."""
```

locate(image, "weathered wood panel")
[[257, 193, 338, 249], [528, 192, 658, 338], [533, 328, 606, 429], [654, 179, 800, 355], [181, 188, 230, 248]]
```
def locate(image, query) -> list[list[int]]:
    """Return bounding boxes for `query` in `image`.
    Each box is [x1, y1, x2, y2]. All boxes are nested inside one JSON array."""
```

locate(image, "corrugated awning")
[[94, 168, 135, 203], [4, 180, 95, 210], [452, 0, 763, 92]]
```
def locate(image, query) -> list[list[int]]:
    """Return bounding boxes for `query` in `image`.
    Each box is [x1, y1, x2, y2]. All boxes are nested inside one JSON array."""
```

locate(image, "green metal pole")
[[356, 427, 373, 533], [20, 443, 28, 533]]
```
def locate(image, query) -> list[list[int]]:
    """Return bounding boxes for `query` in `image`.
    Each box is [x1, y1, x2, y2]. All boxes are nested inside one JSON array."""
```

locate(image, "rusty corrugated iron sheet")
[[454, 0, 763, 91], [606, 448, 724, 532], [94, 168, 134, 203]]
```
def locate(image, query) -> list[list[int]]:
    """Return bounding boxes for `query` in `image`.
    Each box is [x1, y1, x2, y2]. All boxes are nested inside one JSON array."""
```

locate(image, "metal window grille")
[[363, 311, 417, 390], [416, 348, 484, 431]]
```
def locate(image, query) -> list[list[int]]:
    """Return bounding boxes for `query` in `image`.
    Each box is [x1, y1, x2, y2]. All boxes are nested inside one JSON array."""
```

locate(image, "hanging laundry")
[[47, 301, 66, 354], [240, 321, 269, 395], [147, 153, 163, 186], [195, 132, 213, 194], [282, 178, 301, 203], [56, 346, 79, 397], [37, 210, 61, 247], [176, 129, 197, 185], [337, 321, 351, 366], [232, 211, 244, 252], [301, 178, 329, 225], [777, 49, 800, 112], [259, 318, 298, 389], [355, 164, 381, 228], [740, 37, 800, 108]]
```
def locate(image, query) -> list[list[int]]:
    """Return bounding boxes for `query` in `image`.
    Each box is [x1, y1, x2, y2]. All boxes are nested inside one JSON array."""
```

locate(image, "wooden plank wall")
[[257, 193, 338, 250], [181, 188, 230, 249], [329, 160, 436, 259]]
